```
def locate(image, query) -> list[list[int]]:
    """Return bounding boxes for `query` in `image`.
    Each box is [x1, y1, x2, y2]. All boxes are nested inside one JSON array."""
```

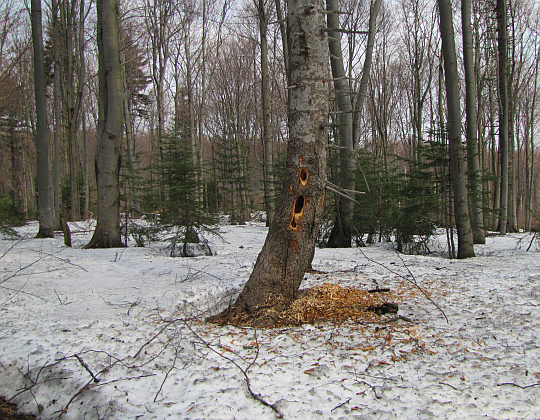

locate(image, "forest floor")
[[1, 220, 539, 419]]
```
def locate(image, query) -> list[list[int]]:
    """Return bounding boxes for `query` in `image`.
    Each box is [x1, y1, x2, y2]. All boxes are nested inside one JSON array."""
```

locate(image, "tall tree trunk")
[[525, 44, 539, 231], [258, 0, 275, 227], [353, 0, 381, 144], [235, 130, 251, 224], [9, 125, 25, 218], [438, 56, 455, 258], [210, 0, 329, 326], [326, 0, 354, 248], [437, 0, 475, 258], [52, 0, 62, 229], [508, 97, 518, 231], [78, 0, 88, 219], [61, 0, 81, 221], [497, 0, 509, 235], [85, 0, 124, 248], [461, 0, 484, 244], [274, 0, 290, 82], [82, 110, 90, 219], [121, 46, 139, 215], [507, 3, 518, 232], [31, 0, 55, 238], [185, 33, 201, 207]]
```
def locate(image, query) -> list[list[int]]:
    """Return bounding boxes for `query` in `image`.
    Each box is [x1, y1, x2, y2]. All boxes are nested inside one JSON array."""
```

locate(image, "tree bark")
[[52, 0, 62, 229], [353, 0, 381, 144], [31, 0, 55, 238], [85, 0, 124, 248], [507, 8, 518, 233], [274, 0, 290, 82], [258, 0, 275, 227], [326, 0, 354, 248], [210, 0, 329, 326], [461, 0, 484, 244], [489, 80, 500, 230], [121, 45, 139, 215], [525, 44, 539, 231], [78, 0, 88, 219], [61, 0, 82, 221], [437, 0, 475, 258], [497, 0, 509, 235]]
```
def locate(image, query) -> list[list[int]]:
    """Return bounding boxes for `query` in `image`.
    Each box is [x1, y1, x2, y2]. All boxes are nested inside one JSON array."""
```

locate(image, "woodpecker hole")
[[294, 195, 305, 214], [299, 167, 309, 186], [289, 194, 306, 231]]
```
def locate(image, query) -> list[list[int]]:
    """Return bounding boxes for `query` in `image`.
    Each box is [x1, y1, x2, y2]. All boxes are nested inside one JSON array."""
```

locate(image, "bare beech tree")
[[437, 0, 475, 258], [462, 0, 485, 244], [257, 0, 275, 226], [326, 0, 381, 248], [85, 0, 124, 248], [31, 0, 55, 238], [497, 0, 509, 235]]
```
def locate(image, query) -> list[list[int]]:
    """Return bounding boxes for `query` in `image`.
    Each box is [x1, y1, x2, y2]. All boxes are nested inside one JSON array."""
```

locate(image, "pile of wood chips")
[[274, 282, 403, 327]]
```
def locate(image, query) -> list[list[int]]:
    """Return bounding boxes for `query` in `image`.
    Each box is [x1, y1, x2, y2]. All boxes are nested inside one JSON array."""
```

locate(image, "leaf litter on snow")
[[1, 222, 539, 419]]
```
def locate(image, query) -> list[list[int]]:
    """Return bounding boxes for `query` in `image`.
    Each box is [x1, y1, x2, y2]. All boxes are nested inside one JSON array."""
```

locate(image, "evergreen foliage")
[[0, 193, 23, 237], [212, 133, 252, 224], [140, 133, 215, 256], [322, 142, 443, 254], [392, 149, 442, 254], [61, 173, 86, 220]]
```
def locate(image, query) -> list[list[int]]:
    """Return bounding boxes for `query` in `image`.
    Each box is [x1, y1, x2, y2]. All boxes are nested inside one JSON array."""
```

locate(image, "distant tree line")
[[0, 0, 539, 256]]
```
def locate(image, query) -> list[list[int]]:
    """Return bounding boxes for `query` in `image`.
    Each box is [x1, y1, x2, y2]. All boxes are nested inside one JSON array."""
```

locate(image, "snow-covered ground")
[[1, 221, 539, 419]]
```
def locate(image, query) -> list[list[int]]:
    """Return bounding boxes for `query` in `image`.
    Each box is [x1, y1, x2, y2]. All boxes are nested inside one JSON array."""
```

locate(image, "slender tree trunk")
[[61, 0, 81, 221], [462, 0, 484, 244], [184, 33, 202, 207], [326, 0, 354, 248], [9, 126, 25, 218], [437, 0, 475, 258], [210, 0, 329, 326], [497, 0, 509, 235], [85, 0, 124, 248], [235, 131, 251, 224], [258, 0, 275, 227], [31, 0, 55, 238], [52, 0, 62, 229], [82, 110, 89, 219], [507, 78, 518, 231], [274, 0, 290, 82], [121, 46, 139, 215], [353, 0, 381, 144], [525, 44, 539, 231], [78, 0, 88, 219], [438, 55, 455, 258], [507, 4, 518, 232]]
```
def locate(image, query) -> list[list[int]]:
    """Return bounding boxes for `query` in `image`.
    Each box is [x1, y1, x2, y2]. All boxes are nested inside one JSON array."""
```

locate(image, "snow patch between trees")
[[1, 222, 539, 419]]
